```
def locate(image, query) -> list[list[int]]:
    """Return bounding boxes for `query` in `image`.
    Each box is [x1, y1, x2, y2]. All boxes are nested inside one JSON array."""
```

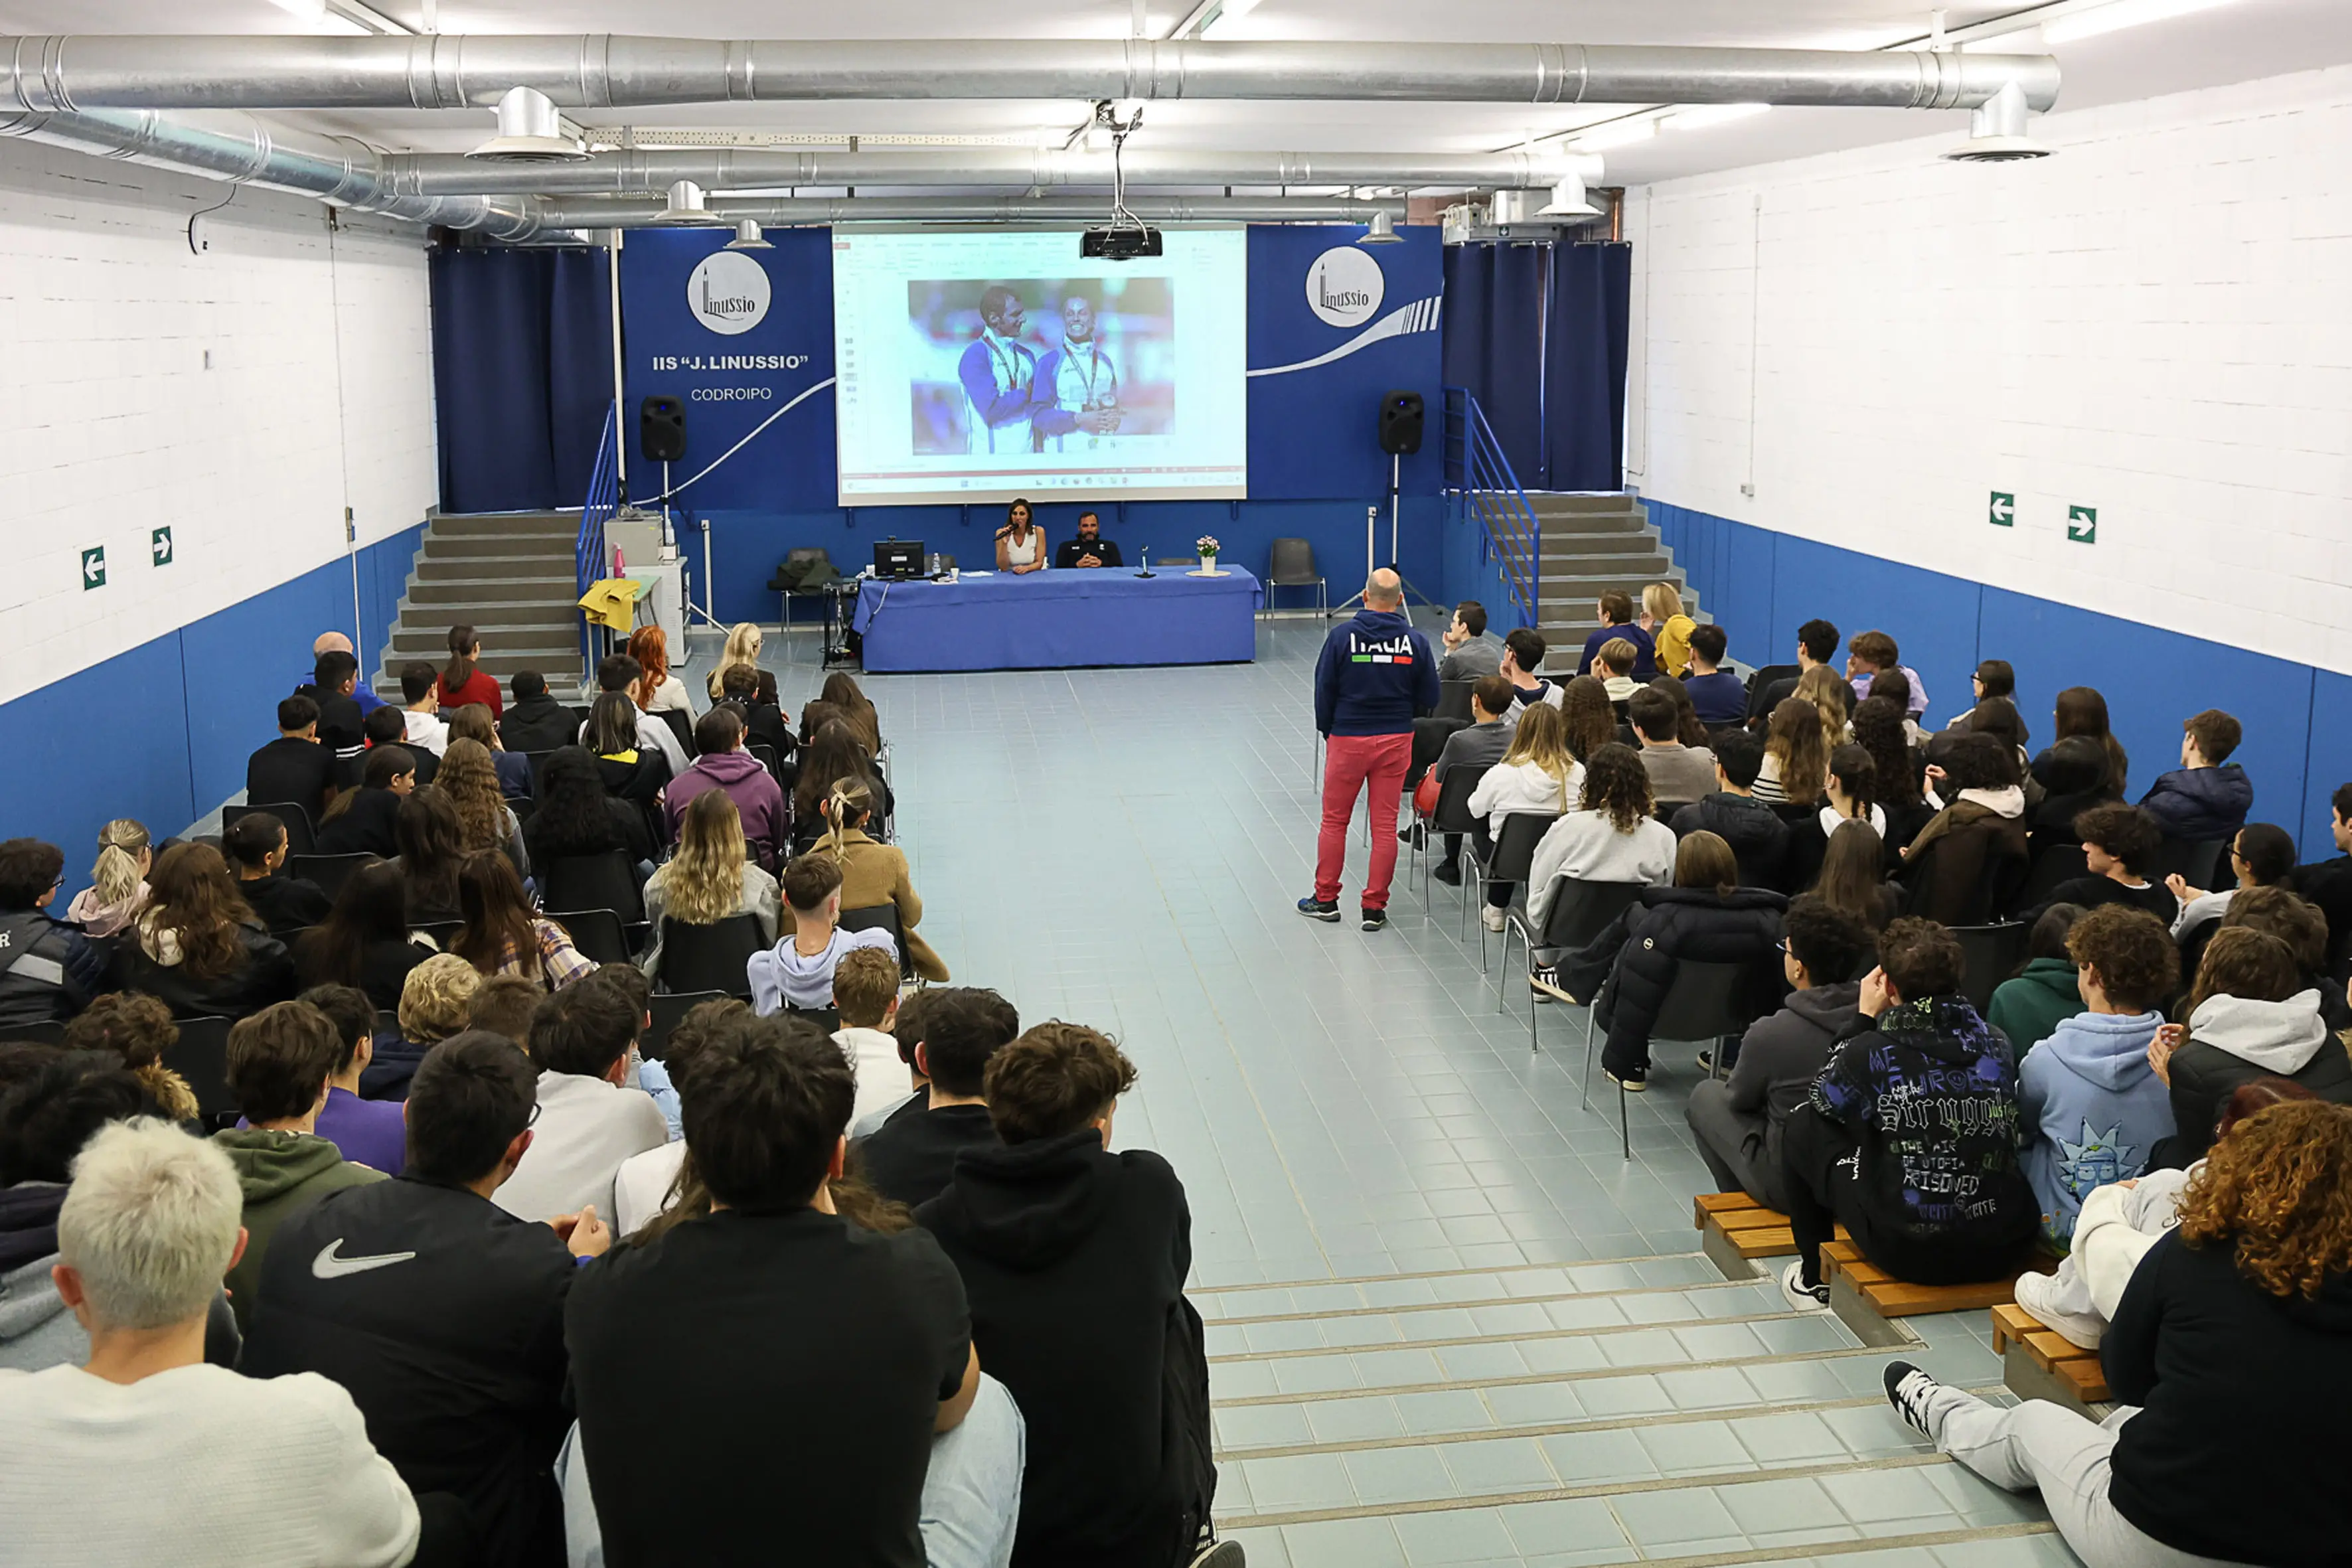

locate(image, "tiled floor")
[[731, 616, 2073, 1566]]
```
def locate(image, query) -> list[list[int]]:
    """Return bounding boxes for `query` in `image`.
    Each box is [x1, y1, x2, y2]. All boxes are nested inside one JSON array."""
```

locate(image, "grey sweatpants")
[[1925, 1388, 2247, 1568], [1684, 1079, 1789, 1214]]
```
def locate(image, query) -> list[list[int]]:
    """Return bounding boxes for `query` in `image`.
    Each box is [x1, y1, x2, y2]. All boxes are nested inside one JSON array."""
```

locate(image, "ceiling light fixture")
[[1664, 103, 1772, 132], [1941, 79, 2051, 161], [649, 180, 728, 225], [1537, 175, 1601, 220], [1357, 210, 1404, 245], [724, 217, 773, 250], [467, 86, 588, 162], [2043, 0, 2240, 44], [1565, 118, 1659, 153], [1201, 0, 1261, 39]]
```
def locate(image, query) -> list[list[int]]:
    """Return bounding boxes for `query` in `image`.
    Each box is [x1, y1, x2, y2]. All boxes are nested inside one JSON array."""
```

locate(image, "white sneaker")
[[1187, 1541, 1245, 1568], [1780, 1258, 1830, 1312], [1482, 905, 1507, 932], [2013, 1267, 2105, 1350]]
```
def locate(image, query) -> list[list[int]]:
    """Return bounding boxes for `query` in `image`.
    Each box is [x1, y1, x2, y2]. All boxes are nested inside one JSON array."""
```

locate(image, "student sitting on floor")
[[2138, 707, 2252, 844], [2018, 905, 2180, 1245], [1983, 903, 2088, 1054], [1684, 896, 1873, 1212], [2023, 803, 2175, 923], [1778, 917, 2037, 1310], [1883, 1097, 2352, 1568], [748, 854, 900, 1016], [2147, 926, 2351, 1168], [1668, 729, 1791, 892], [1522, 742, 1676, 931]]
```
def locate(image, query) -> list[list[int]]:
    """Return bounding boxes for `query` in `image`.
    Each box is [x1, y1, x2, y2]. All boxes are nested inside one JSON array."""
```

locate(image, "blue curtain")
[[429, 248, 613, 514], [1441, 240, 1631, 492]]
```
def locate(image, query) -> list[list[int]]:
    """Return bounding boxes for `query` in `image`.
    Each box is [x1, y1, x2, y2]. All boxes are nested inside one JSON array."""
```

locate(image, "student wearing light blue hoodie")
[[2016, 904, 2180, 1244]]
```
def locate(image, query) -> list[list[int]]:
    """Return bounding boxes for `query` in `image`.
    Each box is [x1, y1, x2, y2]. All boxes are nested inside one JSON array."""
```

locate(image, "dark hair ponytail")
[[443, 623, 479, 694]]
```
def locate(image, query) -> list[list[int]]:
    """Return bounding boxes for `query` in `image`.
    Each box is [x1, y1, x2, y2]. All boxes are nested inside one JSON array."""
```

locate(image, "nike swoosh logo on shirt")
[[311, 1239, 417, 1279]]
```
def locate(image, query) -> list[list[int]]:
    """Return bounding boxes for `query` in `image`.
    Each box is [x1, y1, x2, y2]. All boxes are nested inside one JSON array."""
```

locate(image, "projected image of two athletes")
[[906, 277, 1175, 457]]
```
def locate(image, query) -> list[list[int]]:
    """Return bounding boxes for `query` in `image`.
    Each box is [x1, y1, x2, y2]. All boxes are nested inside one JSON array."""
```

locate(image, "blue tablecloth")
[[852, 567, 1261, 674]]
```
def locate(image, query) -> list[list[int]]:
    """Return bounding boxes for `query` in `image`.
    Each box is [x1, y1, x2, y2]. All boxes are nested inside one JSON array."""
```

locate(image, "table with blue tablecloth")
[[851, 568, 1261, 674]]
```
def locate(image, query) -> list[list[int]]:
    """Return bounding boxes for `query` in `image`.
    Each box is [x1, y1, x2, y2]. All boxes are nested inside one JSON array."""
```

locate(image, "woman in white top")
[[626, 626, 694, 717], [1466, 703, 1582, 930], [2167, 823, 2296, 941], [995, 497, 1046, 574], [1751, 697, 1829, 809], [1526, 743, 1678, 928]]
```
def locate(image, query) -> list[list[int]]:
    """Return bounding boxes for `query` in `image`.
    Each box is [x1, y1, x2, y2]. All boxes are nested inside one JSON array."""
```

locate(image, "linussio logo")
[[1305, 245, 1385, 328], [686, 250, 772, 337]]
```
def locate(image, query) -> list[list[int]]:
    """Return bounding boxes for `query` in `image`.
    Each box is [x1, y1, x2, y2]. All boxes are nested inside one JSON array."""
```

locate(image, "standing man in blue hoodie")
[[1301, 570, 1439, 932]]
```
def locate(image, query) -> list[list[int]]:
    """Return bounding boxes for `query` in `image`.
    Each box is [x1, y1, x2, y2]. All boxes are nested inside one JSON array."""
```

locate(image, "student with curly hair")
[[2023, 803, 2173, 923], [1884, 1097, 2352, 1568], [60, 992, 198, 1123], [1522, 743, 1676, 929]]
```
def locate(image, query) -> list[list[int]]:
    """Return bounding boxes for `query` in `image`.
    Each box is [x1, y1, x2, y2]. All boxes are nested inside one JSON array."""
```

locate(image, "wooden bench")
[[1990, 1302, 2110, 1413], [1693, 1192, 1846, 1279], [1820, 1239, 2050, 1346]]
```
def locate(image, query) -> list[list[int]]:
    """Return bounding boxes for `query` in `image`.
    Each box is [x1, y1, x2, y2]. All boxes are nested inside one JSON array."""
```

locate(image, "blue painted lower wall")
[[0, 522, 427, 864], [1649, 500, 2341, 858]]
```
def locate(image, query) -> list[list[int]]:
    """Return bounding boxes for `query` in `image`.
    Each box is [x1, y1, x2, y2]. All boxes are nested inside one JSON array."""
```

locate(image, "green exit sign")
[[2067, 505, 2098, 544], [151, 526, 174, 566], [80, 546, 105, 590], [1988, 491, 2015, 526]]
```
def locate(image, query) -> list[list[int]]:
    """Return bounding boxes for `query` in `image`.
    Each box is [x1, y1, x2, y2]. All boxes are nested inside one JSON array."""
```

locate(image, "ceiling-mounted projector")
[[1081, 226, 1162, 261]]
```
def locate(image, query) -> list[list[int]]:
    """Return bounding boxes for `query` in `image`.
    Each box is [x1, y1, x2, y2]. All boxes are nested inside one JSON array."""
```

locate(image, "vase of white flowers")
[[1194, 535, 1222, 576]]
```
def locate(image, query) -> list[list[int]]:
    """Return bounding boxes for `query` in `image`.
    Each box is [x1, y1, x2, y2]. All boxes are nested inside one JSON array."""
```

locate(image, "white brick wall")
[[1628, 60, 2352, 674], [0, 139, 437, 706]]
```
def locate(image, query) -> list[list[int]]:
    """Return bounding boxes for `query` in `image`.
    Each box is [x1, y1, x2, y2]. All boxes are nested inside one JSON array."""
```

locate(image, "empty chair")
[[544, 908, 633, 967], [1951, 922, 2031, 1015], [1264, 537, 1328, 618], [542, 850, 645, 923], [1508, 877, 1646, 1046], [230, 803, 317, 858], [657, 914, 769, 996], [287, 852, 379, 900], [1589, 959, 1770, 1159]]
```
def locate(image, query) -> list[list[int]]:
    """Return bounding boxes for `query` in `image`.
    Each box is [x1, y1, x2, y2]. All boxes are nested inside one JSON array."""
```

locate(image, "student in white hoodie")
[[2150, 927, 2352, 1167], [1465, 702, 1581, 933], [1524, 744, 1677, 930]]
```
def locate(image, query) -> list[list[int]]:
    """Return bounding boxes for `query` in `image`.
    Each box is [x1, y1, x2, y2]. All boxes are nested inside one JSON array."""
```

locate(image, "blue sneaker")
[[1296, 897, 1342, 922]]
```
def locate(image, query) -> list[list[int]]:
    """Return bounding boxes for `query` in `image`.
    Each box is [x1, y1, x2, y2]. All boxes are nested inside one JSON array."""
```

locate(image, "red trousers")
[[1314, 732, 1413, 909]]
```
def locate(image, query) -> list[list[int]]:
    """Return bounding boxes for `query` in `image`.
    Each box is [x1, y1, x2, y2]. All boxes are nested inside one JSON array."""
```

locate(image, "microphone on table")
[[1135, 546, 1155, 580]]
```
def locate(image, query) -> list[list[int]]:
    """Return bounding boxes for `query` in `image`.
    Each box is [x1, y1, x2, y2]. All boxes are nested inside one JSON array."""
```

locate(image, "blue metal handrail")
[[576, 402, 619, 683], [1441, 386, 1541, 629]]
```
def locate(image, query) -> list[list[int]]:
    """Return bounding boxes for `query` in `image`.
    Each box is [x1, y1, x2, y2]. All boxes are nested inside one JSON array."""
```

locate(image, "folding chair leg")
[[1496, 921, 1519, 1012], [1619, 1082, 1631, 1162], [1578, 1006, 1599, 1110]]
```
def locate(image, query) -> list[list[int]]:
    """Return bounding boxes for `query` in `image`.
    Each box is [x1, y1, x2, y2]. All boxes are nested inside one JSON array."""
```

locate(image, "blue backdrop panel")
[[2301, 671, 2352, 857], [852, 568, 1260, 673], [1440, 244, 1545, 487], [429, 249, 612, 513]]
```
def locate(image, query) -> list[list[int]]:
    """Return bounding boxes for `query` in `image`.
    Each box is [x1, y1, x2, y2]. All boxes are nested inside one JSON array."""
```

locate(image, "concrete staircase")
[[374, 510, 585, 700], [1200, 1249, 2057, 1566], [1527, 494, 1701, 674]]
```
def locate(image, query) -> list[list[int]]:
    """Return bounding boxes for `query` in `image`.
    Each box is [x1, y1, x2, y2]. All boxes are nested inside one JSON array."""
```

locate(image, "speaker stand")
[[1333, 454, 1439, 617]]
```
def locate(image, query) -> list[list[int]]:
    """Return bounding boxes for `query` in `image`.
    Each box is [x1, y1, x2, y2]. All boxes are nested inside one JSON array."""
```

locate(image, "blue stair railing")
[[1441, 386, 1541, 630], [576, 402, 620, 684]]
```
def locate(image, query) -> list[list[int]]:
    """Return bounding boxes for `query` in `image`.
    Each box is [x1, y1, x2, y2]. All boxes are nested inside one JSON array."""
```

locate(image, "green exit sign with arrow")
[[2068, 505, 2098, 544], [80, 547, 105, 591], [152, 526, 174, 567]]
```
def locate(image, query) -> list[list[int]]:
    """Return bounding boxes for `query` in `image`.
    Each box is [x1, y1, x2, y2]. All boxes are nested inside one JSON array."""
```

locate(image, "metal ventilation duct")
[[531, 194, 1410, 230], [0, 35, 2059, 114]]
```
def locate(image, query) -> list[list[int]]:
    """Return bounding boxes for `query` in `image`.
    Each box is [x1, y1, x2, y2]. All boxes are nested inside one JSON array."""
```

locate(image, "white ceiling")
[[3, 0, 2349, 185]]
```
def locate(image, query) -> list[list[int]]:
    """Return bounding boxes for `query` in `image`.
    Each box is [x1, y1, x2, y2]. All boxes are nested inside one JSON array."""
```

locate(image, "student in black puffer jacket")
[[1560, 830, 1786, 1091]]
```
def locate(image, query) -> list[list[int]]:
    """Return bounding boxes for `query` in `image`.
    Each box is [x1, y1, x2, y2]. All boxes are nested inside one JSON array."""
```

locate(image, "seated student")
[[0, 1118, 422, 1567], [397, 662, 449, 757], [584, 963, 678, 1138], [640, 790, 782, 982], [58, 993, 200, 1123], [0, 839, 104, 1033], [1464, 702, 1581, 931], [221, 811, 332, 939], [446, 701, 533, 805], [1680, 623, 1747, 728], [1497, 627, 1563, 717], [390, 787, 463, 925], [1942, 659, 2017, 734], [247, 694, 340, 825], [64, 818, 151, 940], [302, 630, 386, 714], [1052, 509, 1124, 569], [792, 720, 896, 855], [1884, 1097, 2352, 1568], [453, 852, 594, 992], [609, 996, 749, 1237], [813, 777, 951, 984], [1751, 697, 1830, 809], [1560, 830, 1787, 1092], [524, 746, 658, 874], [434, 623, 502, 718], [499, 669, 578, 756], [213, 1002, 388, 1330], [1850, 696, 1932, 853], [566, 1012, 1024, 1568], [2014, 1077, 2315, 1349], [749, 854, 901, 1016], [1640, 583, 1696, 677], [578, 653, 688, 775], [852, 987, 1021, 1209], [108, 843, 295, 1020], [1809, 819, 1900, 933], [1751, 617, 1853, 726], [850, 985, 948, 1139], [1895, 732, 2027, 925], [830, 947, 912, 1129], [2023, 803, 2174, 923], [284, 984, 408, 1174], [1845, 629, 1928, 722], [2148, 926, 2352, 1166], [1437, 598, 1504, 680], [353, 704, 438, 788], [663, 706, 789, 872], [2139, 707, 2252, 844], [467, 973, 542, 1048], [296, 861, 435, 1010], [1777, 918, 2036, 1310], [365, 953, 484, 1102], [1423, 674, 1518, 888], [1559, 673, 1619, 762], [2286, 781, 2352, 963], [2018, 905, 2179, 1245], [818, 672, 886, 757], [298, 647, 369, 765], [492, 979, 666, 1223], [316, 744, 417, 859], [1669, 729, 1792, 892], [244, 1030, 609, 1568], [2025, 734, 2118, 858], [1574, 590, 1657, 682], [586, 690, 672, 809], [1592, 637, 1642, 704], [1685, 896, 1872, 1211], [1783, 745, 1889, 892], [1984, 903, 2089, 1053], [717, 662, 797, 784], [2169, 821, 2296, 947], [1524, 743, 1676, 930], [2032, 686, 2130, 799], [705, 621, 775, 702], [436, 738, 528, 873], [918, 1022, 1221, 1568], [626, 625, 694, 718]]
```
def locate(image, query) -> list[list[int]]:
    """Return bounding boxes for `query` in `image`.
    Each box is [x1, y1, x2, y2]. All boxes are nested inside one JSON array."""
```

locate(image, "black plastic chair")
[[1952, 922, 2031, 1016], [657, 915, 769, 996], [509, 796, 537, 823], [412, 919, 464, 951], [838, 903, 910, 978], [545, 908, 634, 966], [2149, 836, 2229, 890], [1263, 537, 1328, 618], [1434, 680, 1476, 724], [785, 1002, 840, 1034], [524, 750, 560, 795], [3, 1018, 70, 1045], [230, 802, 317, 857], [542, 851, 645, 923], [166, 1016, 237, 1127], [1465, 812, 1554, 967], [1506, 877, 1646, 1046], [658, 708, 696, 760], [288, 852, 379, 899], [1587, 959, 1769, 1160], [1414, 766, 1486, 911], [2015, 842, 2089, 910], [645, 990, 739, 1059]]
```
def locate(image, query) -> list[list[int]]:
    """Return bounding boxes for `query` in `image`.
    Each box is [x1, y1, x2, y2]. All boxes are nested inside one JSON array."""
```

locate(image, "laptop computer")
[[873, 540, 923, 581]]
